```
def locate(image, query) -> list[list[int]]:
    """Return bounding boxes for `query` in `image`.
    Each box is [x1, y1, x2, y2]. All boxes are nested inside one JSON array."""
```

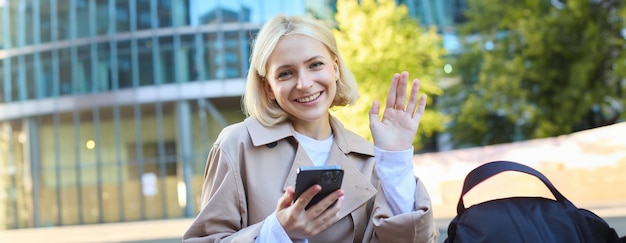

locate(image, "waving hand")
[[369, 71, 427, 151]]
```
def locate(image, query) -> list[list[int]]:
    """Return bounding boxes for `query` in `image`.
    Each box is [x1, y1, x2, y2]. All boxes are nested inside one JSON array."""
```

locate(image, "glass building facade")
[[0, 0, 465, 229]]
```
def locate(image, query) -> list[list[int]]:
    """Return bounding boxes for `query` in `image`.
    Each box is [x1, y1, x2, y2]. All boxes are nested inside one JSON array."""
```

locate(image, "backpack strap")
[[457, 161, 576, 215]]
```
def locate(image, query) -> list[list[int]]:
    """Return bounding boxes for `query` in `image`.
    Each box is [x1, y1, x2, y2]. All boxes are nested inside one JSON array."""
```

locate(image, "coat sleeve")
[[366, 175, 439, 243], [183, 144, 262, 243]]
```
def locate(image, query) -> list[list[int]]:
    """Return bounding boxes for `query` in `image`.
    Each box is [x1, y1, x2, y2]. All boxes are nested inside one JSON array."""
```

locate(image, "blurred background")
[[0, 0, 624, 242]]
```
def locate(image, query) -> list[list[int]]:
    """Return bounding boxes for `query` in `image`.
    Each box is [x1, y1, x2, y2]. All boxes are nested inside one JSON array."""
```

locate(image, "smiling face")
[[264, 34, 340, 137]]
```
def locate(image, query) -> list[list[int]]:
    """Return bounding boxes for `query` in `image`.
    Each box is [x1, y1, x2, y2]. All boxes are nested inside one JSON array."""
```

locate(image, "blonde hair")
[[242, 14, 358, 126]]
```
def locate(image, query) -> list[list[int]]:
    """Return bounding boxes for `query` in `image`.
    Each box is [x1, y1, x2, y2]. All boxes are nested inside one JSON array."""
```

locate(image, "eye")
[[310, 62, 324, 69], [276, 70, 292, 80]]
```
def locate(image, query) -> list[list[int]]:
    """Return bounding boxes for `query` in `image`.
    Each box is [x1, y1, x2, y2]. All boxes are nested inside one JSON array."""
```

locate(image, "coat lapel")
[[328, 116, 378, 218], [282, 145, 315, 192], [327, 144, 377, 219]]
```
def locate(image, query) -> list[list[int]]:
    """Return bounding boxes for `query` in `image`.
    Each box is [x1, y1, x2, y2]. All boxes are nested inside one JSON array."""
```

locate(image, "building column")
[[0, 122, 10, 229], [23, 118, 40, 227], [176, 100, 195, 217]]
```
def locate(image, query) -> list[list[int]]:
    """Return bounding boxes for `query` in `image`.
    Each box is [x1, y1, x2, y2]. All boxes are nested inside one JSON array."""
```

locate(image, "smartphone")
[[293, 165, 344, 210]]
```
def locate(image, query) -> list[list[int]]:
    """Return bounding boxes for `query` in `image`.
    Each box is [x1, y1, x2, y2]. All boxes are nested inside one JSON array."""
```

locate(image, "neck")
[[291, 117, 332, 140]]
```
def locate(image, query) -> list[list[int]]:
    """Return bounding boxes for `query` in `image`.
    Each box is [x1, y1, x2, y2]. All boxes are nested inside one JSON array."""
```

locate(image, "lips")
[[296, 92, 322, 103]]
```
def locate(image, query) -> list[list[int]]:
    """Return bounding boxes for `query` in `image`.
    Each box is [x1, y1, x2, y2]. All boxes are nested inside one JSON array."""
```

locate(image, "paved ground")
[[0, 218, 191, 243], [1, 212, 624, 243]]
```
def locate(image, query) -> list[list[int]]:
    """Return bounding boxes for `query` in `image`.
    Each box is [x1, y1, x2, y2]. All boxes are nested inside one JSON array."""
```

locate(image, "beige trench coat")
[[183, 116, 438, 243]]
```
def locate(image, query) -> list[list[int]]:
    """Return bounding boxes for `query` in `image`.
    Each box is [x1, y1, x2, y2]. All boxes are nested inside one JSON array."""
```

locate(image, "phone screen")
[[294, 165, 344, 210]]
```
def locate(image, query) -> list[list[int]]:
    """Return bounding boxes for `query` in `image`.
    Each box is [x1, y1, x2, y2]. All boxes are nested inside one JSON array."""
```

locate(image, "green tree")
[[446, 0, 626, 147], [332, 0, 447, 150]]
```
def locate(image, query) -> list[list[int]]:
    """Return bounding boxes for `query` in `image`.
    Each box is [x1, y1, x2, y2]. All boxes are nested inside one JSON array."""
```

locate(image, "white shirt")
[[294, 132, 334, 167]]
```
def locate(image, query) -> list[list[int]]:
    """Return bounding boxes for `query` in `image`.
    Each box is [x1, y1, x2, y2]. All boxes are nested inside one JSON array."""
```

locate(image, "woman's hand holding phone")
[[275, 182, 345, 240]]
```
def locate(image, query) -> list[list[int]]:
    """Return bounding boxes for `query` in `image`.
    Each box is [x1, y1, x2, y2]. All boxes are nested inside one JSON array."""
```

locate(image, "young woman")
[[183, 14, 438, 243]]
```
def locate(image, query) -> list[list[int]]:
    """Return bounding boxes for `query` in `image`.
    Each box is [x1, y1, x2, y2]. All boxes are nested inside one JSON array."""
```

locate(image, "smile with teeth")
[[296, 92, 321, 103]]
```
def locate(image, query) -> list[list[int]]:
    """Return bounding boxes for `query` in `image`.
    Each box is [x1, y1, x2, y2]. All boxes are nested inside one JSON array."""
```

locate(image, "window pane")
[[101, 163, 123, 223], [204, 33, 218, 80], [8, 1, 18, 46], [59, 168, 79, 225], [80, 167, 100, 224], [59, 48, 72, 95], [159, 36, 175, 84], [171, 0, 188, 27], [52, 111, 81, 225], [40, 0, 52, 43], [56, 0, 70, 40], [24, 1, 35, 45], [95, 0, 110, 35], [40, 52, 54, 98], [98, 107, 121, 170], [1, 120, 33, 228], [122, 104, 146, 221], [0, 3, 4, 49], [75, 0, 90, 38], [13, 127, 33, 227], [158, 102, 183, 217], [79, 108, 99, 224], [181, 34, 199, 81], [25, 54, 36, 100], [97, 43, 112, 92], [116, 41, 132, 89], [103, 106, 125, 222], [224, 31, 241, 78], [0, 61, 4, 102], [191, 0, 306, 24], [11, 57, 19, 101], [38, 114, 61, 227], [157, 0, 172, 28], [123, 164, 143, 221], [115, 0, 129, 33], [137, 38, 154, 86], [136, 0, 151, 30], [76, 45, 92, 94]]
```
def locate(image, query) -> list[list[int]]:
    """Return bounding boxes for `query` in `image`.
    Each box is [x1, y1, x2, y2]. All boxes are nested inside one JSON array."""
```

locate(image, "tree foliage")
[[446, 0, 626, 147], [331, 0, 447, 149]]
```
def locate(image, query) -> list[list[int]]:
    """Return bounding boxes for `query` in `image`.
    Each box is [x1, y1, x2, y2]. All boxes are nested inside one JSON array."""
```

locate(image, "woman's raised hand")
[[369, 71, 427, 151]]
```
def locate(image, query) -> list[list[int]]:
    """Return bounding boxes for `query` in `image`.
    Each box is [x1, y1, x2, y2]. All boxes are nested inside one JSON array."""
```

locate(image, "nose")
[[296, 72, 313, 89]]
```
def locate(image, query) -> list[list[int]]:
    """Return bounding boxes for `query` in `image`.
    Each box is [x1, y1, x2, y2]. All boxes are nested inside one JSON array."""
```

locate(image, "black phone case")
[[294, 166, 344, 210]]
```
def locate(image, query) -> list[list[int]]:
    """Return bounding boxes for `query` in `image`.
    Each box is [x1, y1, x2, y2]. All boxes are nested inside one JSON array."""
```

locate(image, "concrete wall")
[[413, 122, 626, 219]]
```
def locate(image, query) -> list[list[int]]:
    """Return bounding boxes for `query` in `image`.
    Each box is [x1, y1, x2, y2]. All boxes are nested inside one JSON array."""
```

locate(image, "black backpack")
[[445, 160, 622, 243]]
